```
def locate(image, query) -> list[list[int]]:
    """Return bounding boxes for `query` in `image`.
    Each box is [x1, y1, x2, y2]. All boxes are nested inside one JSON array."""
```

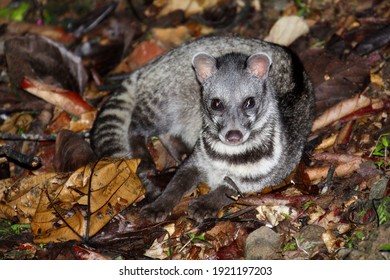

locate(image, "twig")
[[318, 164, 336, 194], [0, 132, 90, 141], [0, 145, 41, 168]]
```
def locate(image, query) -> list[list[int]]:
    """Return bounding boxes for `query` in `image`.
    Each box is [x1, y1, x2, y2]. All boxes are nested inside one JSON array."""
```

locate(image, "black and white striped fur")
[[90, 36, 315, 222]]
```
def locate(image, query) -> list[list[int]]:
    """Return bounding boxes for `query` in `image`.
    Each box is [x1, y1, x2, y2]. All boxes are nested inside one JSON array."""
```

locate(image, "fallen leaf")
[[69, 110, 96, 132], [353, 24, 390, 55], [265, 16, 309, 46], [144, 237, 168, 260], [152, 26, 191, 48], [144, 223, 175, 259], [0, 19, 73, 42], [5, 34, 87, 93], [336, 120, 354, 146], [0, 112, 33, 135], [313, 210, 341, 230], [73, 244, 111, 260], [322, 230, 338, 253], [315, 133, 338, 150], [158, 0, 218, 17], [21, 76, 93, 118], [306, 161, 363, 184], [312, 94, 376, 131], [0, 173, 61, 222], [146, 137, 178, 172], [238, 193, 311, 207], [312, 152, 365, 164], [216, 240, 244, 260], [256, 205, 297, 227], [27, 158, 144, 243], [300, 49, 371, 114], [46, 111, 71, 133], [128, 40, 167, 69]]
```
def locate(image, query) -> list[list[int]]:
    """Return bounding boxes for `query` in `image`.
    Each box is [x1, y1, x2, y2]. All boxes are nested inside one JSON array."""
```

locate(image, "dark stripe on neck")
[[201, 127, 275, 165]]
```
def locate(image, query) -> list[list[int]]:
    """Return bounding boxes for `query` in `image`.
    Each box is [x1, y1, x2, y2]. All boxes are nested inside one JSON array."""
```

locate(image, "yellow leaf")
[[31, 158, 144, 243], [0, 112, 33, 134], [0, 173, 59, 222]]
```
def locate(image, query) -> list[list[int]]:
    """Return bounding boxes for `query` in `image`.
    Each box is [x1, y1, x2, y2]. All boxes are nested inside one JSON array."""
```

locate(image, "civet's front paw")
[[140, 197, 173, 223]]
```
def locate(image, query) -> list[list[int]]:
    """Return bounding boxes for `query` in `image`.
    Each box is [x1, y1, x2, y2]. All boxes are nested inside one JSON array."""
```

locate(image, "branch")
[[0, 132, 90, 142], [0, 145, 41, 168]]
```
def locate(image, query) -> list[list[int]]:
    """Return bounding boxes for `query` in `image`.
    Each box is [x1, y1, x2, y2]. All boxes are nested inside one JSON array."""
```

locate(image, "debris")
[[265, 15, 309, 46]]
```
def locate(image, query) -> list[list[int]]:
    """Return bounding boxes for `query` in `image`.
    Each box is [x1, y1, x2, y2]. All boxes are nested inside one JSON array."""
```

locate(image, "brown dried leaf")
[[146, 137, 178, 172], [256, 205, 297, 227], [5, 34, 87, 93], [216, 240, 244, 260], [352, 24, 390, 55], [0, 19, 73, 42], [129, 40, 167, 69], [73, 245, 111, 260], [152, 26, 191, 48], [0, 204, 18, 220], [306, 153, 364, 183], [322, 230, 338, 253], [0, 173, 62, 222], [312, 94, 377, 132], [46, 111, 71, 134], [0, 113, 33, 134], [69, 110, 96, 132], [28, 158, 144, 243], [158, 0, 218, 17], [300, 49, 370, 114]]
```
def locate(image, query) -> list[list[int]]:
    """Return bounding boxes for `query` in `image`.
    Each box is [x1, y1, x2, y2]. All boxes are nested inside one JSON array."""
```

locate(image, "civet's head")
[[192, 52, 274, 146]]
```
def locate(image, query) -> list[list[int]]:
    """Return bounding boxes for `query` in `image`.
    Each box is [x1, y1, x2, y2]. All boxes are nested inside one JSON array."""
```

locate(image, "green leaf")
[[12, 2, 30, 21], [303, 201, 315, 210], [188, 233, 206, 242], [374, 161, 384, 168], [294, 0, 310, 17], [354, 231, 364, 240], [0, 2, 30, 22], [357, 208, 367, 217], [43, 10, 53, 24], [0, 7, 11, 18], [11, 223, 31, 234], [283, 242, 297, 251], [381, 136, 389, 147], [379, 243, 390, 251], [0, 220, 30, 235], [372, 144, 385, 157], [372, 151, 385, 157], [377, 197, 390, 225]]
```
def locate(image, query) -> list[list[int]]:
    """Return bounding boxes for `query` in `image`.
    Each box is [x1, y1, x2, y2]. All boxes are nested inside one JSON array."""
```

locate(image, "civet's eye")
[[210, 99, 224, 111], [242, 97, 255, 110]]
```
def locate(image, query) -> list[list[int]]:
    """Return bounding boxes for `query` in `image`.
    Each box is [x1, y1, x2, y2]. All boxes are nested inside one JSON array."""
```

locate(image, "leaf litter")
[[1, 158, 144, 244], [0, 0, 389, 260]]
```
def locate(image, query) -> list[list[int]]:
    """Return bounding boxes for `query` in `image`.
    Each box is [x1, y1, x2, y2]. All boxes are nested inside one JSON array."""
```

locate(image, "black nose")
[[225, 130, 243, 144]]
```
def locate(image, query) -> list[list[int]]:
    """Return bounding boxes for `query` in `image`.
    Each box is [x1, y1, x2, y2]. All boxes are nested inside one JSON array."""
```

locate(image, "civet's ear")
[[192, 52, 217, 83], [247, 52, 272, 80]]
